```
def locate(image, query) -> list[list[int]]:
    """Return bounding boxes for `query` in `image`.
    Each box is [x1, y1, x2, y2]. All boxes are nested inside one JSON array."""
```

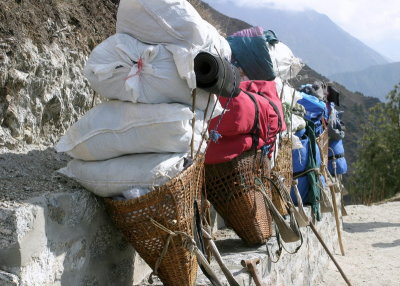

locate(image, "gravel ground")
[[319, 202, 400, 286], [0, 146, 81, 204]]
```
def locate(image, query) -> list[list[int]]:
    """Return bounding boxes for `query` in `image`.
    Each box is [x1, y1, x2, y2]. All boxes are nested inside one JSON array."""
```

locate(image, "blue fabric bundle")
[[328, 139, 348, 175], [297, 93, 327, 136], [227, 34, 275, 81], [291, 130, 322, 205]]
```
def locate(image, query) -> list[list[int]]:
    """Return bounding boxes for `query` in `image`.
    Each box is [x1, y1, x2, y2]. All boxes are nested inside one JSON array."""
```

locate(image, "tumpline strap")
[[257, 91, 283, 132]]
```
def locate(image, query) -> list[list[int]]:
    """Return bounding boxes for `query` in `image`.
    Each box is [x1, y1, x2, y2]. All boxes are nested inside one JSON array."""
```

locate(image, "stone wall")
[[0, 191, 151, 286]]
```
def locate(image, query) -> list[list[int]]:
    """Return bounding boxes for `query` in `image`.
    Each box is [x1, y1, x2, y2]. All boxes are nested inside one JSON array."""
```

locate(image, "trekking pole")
[[329, 185, 345, 256], [308, 222, 352, 286]]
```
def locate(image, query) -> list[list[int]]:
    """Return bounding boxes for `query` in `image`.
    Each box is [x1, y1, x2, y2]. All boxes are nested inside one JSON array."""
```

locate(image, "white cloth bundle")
[[55, 101, 206, 161], [84, 33, 222, 113], [275, 77, 303, 106], [269, 42, 304, 81], [58, 153, 187, 197], [116, 0, 231, 88]]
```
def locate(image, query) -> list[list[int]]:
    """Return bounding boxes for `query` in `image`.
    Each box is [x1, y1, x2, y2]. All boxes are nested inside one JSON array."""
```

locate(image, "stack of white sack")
[[84, 33, 223, 116], [269, 41, 304, 81], [57, 0, 230, 199], [116, 0, 231, 89], [56, 101, 206, 198]]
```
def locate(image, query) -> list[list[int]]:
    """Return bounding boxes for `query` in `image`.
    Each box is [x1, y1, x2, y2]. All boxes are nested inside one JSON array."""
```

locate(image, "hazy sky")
[[213, 0, 400, 61]]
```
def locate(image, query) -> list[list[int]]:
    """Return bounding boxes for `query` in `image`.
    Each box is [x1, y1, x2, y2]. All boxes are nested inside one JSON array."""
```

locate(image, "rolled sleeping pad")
[[194, 52, 241, 98]]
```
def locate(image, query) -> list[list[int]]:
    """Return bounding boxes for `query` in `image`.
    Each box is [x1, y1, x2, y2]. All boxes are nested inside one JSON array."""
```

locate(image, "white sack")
[[116, 0, 231, 88], [269, 42, 303, 81], [84, 33, 223, 113], [58, 153, 187, 197], [291, 114, 306, 132], [275, 77, 303, 105], [292, 134, 303, 150], [55, 101, 206, 161]]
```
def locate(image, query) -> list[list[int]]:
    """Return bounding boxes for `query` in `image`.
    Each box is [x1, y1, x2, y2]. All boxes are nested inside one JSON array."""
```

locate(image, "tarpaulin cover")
[[227, 31, 275, 81]]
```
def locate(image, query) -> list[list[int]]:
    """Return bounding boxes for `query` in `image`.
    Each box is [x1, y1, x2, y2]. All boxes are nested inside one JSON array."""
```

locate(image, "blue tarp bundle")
[[227, 33, 275, 81], [291, 122, 323, 220], [297, 93, 327, 136], [291, 131, 322, 204], [328, 139, 348, 175]]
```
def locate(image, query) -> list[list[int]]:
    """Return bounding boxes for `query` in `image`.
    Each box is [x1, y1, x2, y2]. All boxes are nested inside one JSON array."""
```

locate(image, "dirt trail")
[[319, 202, 400, 286]]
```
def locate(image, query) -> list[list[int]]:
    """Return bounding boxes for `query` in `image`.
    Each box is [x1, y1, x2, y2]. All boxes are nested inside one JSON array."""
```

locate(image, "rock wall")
[[0, 0, 118, 150]]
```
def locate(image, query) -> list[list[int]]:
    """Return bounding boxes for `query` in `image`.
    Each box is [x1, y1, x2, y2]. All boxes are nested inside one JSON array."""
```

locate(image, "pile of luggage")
[[56, 0, 231, 199], [55, 1, 349, 283]]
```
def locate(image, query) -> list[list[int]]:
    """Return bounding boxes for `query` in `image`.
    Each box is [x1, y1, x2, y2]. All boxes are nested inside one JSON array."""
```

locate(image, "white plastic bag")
[[55, 101, 206, 161], [116, 0, 231, 88], [84, 33, 222, 112], [58, 153, 187, 197], [269, 42, 303, 81]]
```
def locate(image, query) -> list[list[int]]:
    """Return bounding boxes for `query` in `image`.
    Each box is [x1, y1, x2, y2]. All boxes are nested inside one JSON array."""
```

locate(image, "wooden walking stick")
[[202, 229, 240, 286], [329, 185, 345, 256], [308, 222, 352, 286]]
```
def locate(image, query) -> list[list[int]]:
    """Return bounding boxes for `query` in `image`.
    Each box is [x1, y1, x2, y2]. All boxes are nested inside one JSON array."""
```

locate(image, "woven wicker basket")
[[271, 136, 292, 215], [205, 150, 272, 245], [317, 129, 329, 167], [104, 157, 204, 286]]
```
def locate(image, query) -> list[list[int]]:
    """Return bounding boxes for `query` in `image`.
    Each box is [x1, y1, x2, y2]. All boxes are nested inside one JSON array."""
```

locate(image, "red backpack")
[[205, 80, 286, 164]]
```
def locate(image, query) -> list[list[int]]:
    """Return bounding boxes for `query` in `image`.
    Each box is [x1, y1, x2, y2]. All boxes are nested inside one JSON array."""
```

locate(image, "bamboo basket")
[[271, 136, 292, 215], [104, 156, 204, 286], [205, 150, 272, 245]]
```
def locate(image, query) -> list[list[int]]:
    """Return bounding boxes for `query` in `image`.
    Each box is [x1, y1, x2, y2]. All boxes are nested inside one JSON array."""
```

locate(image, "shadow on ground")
[[343, 222, 400, 233]]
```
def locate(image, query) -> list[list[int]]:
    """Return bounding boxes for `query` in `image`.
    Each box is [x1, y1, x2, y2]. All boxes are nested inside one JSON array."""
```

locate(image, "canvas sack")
[[269, 42, 303, 81], [58, 153, 187, 197], [55, 101, 205, 161], [116, 0, 231, 88], [84, 33, 222, 113]]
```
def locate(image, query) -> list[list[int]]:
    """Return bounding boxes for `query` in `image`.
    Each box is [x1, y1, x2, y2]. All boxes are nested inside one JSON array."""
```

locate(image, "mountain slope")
[[330, 62, 400, 101], [206, 2, 389, 76]]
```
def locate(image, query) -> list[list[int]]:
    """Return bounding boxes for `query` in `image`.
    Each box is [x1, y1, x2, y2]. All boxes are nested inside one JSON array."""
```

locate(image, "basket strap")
[[254, 177, 302, 245], [257, 91, 283, 132]]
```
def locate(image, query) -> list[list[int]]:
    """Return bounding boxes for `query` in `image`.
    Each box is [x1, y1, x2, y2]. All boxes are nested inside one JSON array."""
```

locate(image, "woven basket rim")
[[105, 155, 204, 206]]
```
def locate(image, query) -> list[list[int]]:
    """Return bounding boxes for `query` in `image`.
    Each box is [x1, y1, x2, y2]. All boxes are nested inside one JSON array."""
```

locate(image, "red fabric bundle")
[[205, 80, 286, 164], [205, 135, 266, 164]]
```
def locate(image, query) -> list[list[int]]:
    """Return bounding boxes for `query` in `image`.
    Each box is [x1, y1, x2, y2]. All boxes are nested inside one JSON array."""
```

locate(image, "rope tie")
[[124, 57, 144, 80], [293, 167, 321, 179], [148, 218, 196, 284]]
